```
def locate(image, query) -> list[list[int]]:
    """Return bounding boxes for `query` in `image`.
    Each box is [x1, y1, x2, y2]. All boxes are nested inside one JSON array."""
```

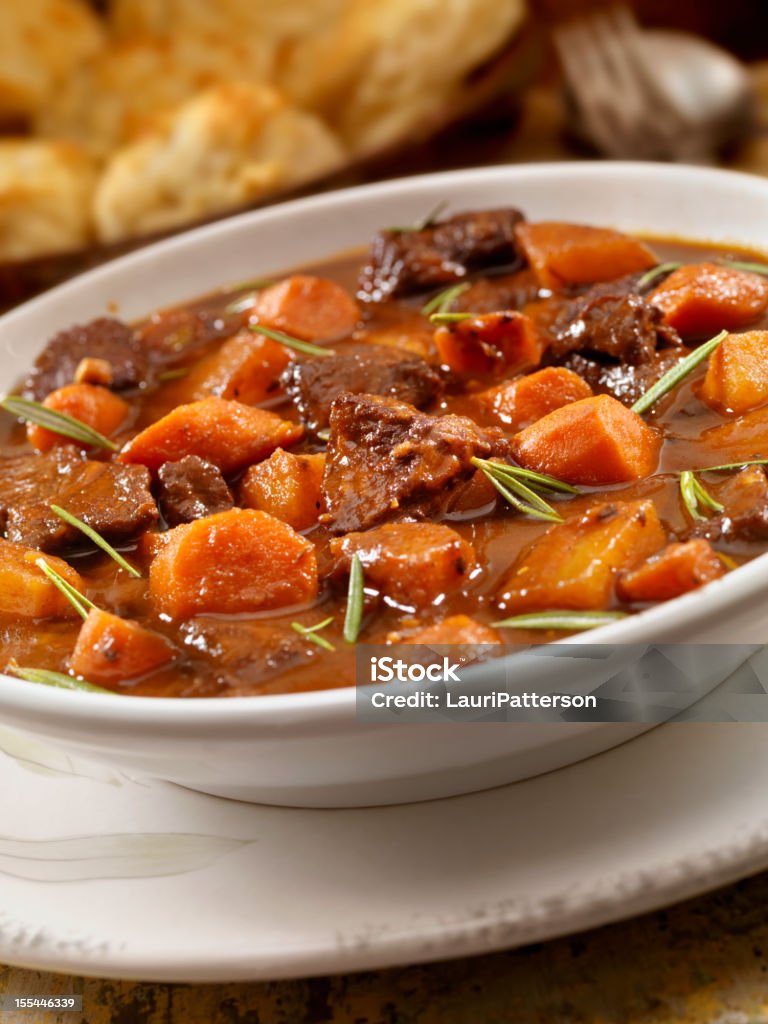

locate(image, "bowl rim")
[[2, 159, 768, 727]]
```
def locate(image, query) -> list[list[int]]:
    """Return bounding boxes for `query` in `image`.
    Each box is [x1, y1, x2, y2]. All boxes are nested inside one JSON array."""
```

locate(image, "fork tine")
[[554, 16, 640, 159]]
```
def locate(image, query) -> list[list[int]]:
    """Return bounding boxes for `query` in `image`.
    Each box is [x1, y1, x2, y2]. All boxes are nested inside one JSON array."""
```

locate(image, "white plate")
[[3, 652, 768, 982]]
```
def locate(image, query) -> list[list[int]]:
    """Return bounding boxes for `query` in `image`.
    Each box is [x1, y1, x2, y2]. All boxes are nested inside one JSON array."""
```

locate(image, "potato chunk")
[[496, 500, 666, 613], [119, 397, 302, 475], [473, 367, 593, 430], [515, 222, 656, 289], [70, 609, 174, 687], [698, 330, 768, 415], [331, 522, 476, 610], [396, 615, 501, 645], [649, 263, 768, 337], [149, 508, 317, 619], [240, 449, 325, 531], [511, 394, 662, 485], [253, 275, 360, 341], [0, 539, 86, 620], [617, 539, 725, 603], [182, 331, 292, 404]]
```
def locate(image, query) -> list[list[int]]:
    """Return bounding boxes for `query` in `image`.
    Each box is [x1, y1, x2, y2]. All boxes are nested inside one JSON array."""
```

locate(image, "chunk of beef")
[[358, 208, 524, 302], [282, 344, 443, 432], [179, 618, 313, 690], [550, 289, 682, 364], [562, 349, 686, 407], [321, 393, 492, 534], [448, 269, 541, 314], [690, 467, 768, 543], [24, 318, 148, 400], [0, 449, 158, 552], [157, 455, 233, 527], [136, 308, 241, 363]]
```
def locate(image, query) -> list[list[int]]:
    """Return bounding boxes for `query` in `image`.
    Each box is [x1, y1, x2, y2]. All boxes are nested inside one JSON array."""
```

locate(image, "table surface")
[[4, 64, 768, 1024]]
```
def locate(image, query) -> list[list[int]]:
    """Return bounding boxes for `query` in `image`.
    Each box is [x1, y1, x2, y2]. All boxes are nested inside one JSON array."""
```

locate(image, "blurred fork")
[[553, 5, 705, 162]]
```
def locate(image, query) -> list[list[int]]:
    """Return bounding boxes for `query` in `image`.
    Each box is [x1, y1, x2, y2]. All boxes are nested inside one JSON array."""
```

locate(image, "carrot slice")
[[515, 222, 657, 289], [149, 508, 318, 619], [331, 522, 476, 610], [240, 449, 325, 531], [617, 539, 725, 603], [27, 383, 130, 453], [698, 330, 768, 415], [649, 263, 768, 337], [0, 540, 87, 620], [253, 275, 360, 341], [182, 331, 292, 404], [119, 397, 303, 475], [473, 366, 593, 430], [496, 500, 666, 613], [511, 394, 662, 485], [434, 311, 543, 376], [70, 608, 174, 687]]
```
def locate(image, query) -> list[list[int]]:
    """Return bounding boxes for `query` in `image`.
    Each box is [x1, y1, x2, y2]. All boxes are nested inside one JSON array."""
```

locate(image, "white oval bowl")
[[0, 162, 766, 807]]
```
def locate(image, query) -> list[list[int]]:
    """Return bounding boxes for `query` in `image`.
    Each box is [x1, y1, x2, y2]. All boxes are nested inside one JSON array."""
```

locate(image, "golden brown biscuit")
[[93, 82, 346, 242], [0, 140, 96, 260], [0, 0, 104, 123]]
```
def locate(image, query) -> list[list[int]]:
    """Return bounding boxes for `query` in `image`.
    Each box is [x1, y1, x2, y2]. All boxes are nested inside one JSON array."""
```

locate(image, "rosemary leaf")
[[343, 554, 365, 644], [0, 395, 119, 451], [637, 261, 681, 290], [630, 330, 728, 416], [717, 552, 739, 571], [493, 610, 628, 631], [718, 259, 768, 277], [291, 617, 336, 652], [699, 459, 768, 473], [50, 504, 141, 578], [429, 311, 475, 325], [471, 458, 566, 523], [249, 323, 336, 358], [472, 458, 579, 495], [34, 558, 95, 620], [316, 428, 331, 442], [420, 282, 471, 317], [679, 471, 724, 521], [6, 660, 109, 694]]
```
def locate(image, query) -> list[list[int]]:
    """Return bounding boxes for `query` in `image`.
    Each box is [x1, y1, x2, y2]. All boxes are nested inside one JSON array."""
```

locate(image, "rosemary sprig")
[[472, 458, 579, 496], [291, 616, 336, 652], [388, 200, 448, 233], [34, 558, 95, 620], [316, 428, 331, 442], [637, 261, 681, 290], [343, 554, 365, 644], [224, 278, 276, 315], [50, 504, 142, 578], [6, 660, 109, 693], [718, 259, 768, 277], [0, 395, 118, 451], [429, 311, 475, 325], [420, 282, 471, 317], [630, 330, 727, 416], [699, 459, 768, 473], [493, 610, 628, 631], [249, 323, 336, 358], [679, 470, 724, 521], [471, 458, 570, 523]]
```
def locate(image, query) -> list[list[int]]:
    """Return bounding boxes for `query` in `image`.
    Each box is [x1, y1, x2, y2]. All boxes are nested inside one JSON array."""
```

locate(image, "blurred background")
[[0, 0, 767, 303]]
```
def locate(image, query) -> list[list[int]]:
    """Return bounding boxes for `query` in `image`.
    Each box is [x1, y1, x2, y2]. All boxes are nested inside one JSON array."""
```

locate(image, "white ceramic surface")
[[0, 163, 767, 807], [2, 650, 768, 981]]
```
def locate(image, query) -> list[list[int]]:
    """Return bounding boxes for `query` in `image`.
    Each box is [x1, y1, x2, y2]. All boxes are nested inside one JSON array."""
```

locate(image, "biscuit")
[[0, 140, 95, 260], [94, 82, 346, 242]]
